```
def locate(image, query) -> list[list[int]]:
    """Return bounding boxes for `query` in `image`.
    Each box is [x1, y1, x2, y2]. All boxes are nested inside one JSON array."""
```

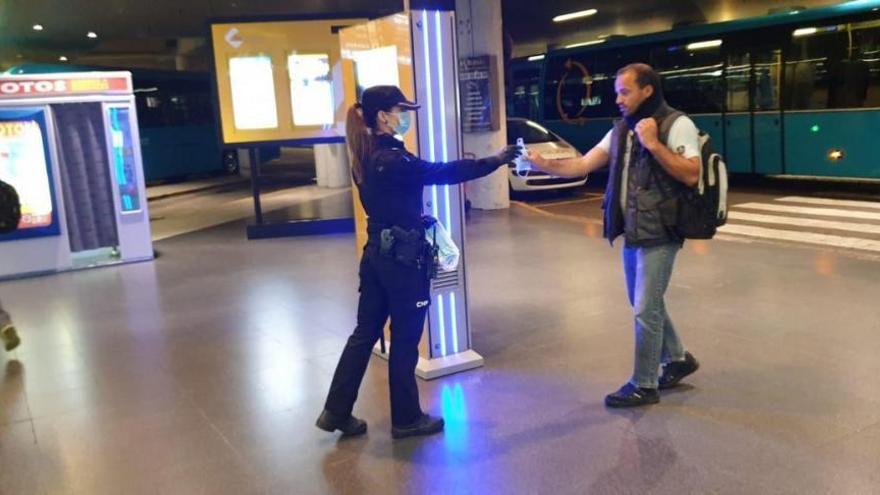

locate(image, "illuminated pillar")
[[408, 2, 483, 379], [342, 3, 483, 379]]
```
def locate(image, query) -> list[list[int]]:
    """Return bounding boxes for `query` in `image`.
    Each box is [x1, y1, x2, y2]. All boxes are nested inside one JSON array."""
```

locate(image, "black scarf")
[[624, 89, 666, 130]]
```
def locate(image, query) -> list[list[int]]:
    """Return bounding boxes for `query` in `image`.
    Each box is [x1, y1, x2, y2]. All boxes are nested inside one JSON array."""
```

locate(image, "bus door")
[[724, 45, 784, 174]]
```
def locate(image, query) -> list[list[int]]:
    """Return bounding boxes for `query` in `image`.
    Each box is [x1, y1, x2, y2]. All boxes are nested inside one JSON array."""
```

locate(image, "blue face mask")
[[392, 111, 412, 136]]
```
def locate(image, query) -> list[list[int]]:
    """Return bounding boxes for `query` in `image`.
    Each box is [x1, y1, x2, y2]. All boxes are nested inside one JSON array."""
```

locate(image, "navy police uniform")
[[323, 133, 509, 427]]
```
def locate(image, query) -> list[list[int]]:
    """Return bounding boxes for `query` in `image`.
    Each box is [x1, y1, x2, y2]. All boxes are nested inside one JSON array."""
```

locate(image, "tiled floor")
[[2, 203, 880, 494]]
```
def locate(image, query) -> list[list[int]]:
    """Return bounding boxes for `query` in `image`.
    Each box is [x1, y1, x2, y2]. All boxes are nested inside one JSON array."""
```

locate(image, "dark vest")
[[603, 104, 685, 247]]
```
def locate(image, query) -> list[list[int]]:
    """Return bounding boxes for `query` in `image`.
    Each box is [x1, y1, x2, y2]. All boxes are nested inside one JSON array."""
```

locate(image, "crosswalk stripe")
[[775, 196, 880, 210], [718, 224, 880, 252], [734, 203, 880, 221], [727, 211, 880, 235]]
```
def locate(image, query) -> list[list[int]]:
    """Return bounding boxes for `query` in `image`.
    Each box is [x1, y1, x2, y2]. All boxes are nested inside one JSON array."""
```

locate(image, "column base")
[[372, 342, 484, 380]]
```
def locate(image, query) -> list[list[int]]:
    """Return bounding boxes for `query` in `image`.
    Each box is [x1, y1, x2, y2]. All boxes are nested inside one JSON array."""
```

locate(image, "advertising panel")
[[0, 107, 60, 241], [210, 18, 364, 145]]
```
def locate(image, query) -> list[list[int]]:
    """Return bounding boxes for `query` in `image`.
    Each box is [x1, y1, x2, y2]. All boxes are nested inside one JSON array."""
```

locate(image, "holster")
[[379, 226, 429, 272], [379, 226, 438, 280]]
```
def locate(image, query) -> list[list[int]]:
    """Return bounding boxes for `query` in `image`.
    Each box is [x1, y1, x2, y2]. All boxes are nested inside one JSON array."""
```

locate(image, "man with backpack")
[[0, 177, 22, 352], [527, 63, 709, 408]]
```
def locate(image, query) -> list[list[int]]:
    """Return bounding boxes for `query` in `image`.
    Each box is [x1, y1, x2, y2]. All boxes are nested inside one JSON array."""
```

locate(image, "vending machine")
[[0, 72, 153, 279]]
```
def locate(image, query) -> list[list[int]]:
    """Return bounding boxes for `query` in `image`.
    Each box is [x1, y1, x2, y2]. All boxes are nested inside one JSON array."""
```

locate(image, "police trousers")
[[323, 246, 431, 426]]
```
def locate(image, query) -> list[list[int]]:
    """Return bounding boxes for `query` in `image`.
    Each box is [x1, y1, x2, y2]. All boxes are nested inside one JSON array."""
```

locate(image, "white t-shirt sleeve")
[[666, 116, 701, 159], [595, 129, 613, 154]]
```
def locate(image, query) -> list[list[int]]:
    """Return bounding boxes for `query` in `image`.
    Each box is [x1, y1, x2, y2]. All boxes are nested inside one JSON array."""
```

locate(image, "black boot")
[[315, 410, 367, 437], [2, 325, 20, 352], [659, 352, 700, 390], [391, 414, 444, 439], [604, 383, 660, 408]]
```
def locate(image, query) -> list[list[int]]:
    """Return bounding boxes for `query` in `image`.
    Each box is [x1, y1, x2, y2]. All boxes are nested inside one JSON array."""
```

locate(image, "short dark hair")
[[616, 63, 663, 95]]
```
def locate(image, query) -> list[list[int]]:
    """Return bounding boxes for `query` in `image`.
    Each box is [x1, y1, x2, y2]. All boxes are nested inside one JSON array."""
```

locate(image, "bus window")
[[509, 67, 541, 120], [543, 52, 595, 121], [543, 46, 648, 121], [785, 20, 880, 110], [725, 52, 751, 112], [723, 47, 782, 113], [850, 20, 880, 108], [753, 49, 782, 111], [134, 76, 213, 128], [651, 41, 724, 114], [590, 47, 650, 119], [166, 91, 213, 127], [135, 89, 166, 128], [786, 25, 843, 109]]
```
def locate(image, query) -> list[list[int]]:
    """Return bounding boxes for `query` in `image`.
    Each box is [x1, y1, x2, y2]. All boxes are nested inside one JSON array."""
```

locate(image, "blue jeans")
[[623, 243, 686, 389]]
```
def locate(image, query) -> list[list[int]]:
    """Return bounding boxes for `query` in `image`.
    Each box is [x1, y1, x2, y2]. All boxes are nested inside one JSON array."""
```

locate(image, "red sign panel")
[[0, 75, 132, 99]]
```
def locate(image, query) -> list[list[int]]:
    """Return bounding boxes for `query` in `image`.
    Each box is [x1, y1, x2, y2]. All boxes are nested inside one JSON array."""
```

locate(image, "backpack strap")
[[657, 110, 685, 146], [646, 109, 697, 200]]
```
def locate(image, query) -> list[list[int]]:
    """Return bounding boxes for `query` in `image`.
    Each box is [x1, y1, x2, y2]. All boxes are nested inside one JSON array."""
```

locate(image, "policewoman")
[[316, 85, 520, 439]]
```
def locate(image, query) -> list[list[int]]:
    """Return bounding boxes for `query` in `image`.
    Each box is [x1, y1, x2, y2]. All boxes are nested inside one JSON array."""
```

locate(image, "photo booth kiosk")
[[0, 72, 153, 279]]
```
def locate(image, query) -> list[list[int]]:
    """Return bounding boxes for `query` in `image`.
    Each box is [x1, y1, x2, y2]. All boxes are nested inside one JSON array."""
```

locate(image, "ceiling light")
[[528, 54, 545, 61], [687, 39, 723, 50], [59, 56, 68, 62], [33, 24, 44, 31], [564, 39, 606, 49], [87, 31, 98, 39], [553, 9, 598, 23], [793, 27, 818, 37]]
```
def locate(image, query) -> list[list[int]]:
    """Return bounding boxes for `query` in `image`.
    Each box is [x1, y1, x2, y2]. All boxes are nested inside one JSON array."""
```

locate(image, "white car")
[[506, 118, 587, 192]]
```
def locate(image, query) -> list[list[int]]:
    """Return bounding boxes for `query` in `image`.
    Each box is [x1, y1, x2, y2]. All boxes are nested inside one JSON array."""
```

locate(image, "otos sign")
[[0, 80, 68, 96]]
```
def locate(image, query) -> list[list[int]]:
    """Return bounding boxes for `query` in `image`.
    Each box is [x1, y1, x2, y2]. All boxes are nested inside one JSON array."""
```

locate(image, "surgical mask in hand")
[[514, 137, 531, 176]]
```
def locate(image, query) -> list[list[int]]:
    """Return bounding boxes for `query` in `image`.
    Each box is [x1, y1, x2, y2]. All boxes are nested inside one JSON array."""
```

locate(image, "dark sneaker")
[[659, 352, 700, 390], [391, 414, 444, 439], [604, 383, 660, 408], [2, 325, 20, 352], [315, 410, 367, 437]]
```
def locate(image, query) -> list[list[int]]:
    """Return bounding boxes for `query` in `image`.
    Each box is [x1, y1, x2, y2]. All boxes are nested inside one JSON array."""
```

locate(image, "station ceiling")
[[0, 0, 841, 67]]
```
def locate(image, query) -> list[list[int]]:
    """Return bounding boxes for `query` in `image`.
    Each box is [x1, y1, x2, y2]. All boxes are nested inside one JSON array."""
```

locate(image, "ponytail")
[[345, 103, 372, 185]]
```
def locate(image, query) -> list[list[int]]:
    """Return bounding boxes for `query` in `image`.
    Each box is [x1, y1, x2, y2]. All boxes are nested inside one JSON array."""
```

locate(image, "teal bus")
[[508, 0, 880, 178], [131, 69, 240, 182]]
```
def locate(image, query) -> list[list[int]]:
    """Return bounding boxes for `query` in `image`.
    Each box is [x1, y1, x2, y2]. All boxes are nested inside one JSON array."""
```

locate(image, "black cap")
[[360, 85, 419, 125]]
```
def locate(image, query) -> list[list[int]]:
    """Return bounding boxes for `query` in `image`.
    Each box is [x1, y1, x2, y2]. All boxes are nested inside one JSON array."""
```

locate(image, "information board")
[[458, 55, 499, 133], [210, 18, 364, 145]]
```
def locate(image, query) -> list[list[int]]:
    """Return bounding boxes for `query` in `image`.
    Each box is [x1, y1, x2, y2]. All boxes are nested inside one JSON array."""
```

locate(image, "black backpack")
[[0, 179, 22, 234], [659, 113, 729, 239]]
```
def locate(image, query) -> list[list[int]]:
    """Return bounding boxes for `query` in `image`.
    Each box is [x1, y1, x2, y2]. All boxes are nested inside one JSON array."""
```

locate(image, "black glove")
[[481, 145, 522, 167]]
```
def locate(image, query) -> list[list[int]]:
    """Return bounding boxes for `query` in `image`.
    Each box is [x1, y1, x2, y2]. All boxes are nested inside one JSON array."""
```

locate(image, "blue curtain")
[[52, 103, 119, 253]]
